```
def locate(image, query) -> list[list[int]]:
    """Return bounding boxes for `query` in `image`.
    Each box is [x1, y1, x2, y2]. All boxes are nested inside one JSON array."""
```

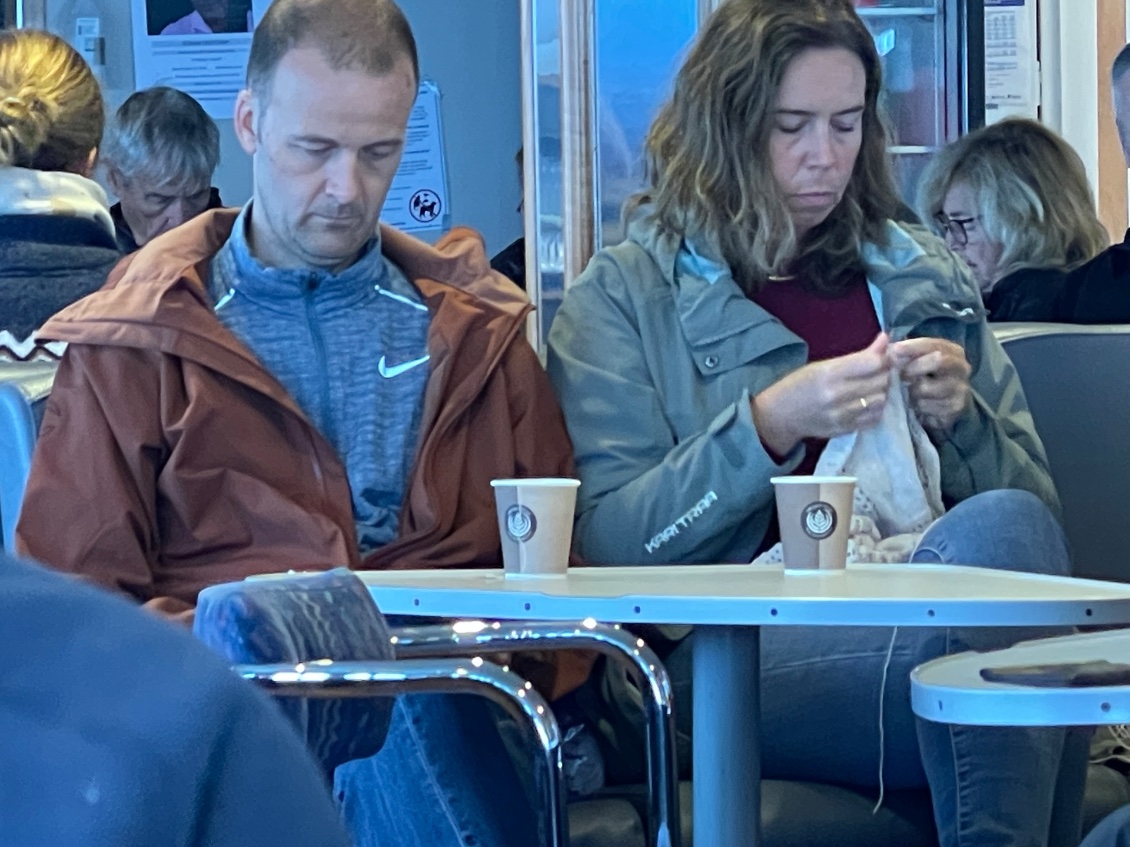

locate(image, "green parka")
[[547, 214, 1060, 565]]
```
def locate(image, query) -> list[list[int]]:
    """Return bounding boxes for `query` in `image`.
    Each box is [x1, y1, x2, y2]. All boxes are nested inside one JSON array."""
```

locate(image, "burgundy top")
[[753, 272, 880, 475]]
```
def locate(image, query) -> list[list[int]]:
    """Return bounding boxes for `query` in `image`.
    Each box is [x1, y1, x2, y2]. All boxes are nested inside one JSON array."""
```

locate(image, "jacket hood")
[[624, 206, 682, 287], [860, 221, 984, 333], [38, 207, 530, 352], [38, 207, 533, 426], [622, 207, 794, 356], [381, 223, 530, 319], [626, 208, 984, 341]]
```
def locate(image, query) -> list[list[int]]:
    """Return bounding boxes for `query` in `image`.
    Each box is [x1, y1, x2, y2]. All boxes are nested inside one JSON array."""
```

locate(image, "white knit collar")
[[0, 166, 114, 237]]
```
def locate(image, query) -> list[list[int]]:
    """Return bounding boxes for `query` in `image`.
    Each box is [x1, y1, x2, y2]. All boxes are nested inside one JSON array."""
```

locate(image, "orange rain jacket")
[[17, 210, 575, 619]]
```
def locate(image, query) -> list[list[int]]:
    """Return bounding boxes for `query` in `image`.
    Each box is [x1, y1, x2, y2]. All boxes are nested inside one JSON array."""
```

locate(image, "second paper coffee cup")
[[491, 478, 580, 577]]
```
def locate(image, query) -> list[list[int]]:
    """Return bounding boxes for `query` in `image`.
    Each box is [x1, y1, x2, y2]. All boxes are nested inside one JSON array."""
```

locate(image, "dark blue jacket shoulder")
[[0, 553, 350, 847]]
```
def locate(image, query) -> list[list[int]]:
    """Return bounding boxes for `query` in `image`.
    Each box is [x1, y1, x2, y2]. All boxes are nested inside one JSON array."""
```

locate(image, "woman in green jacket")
[[547, 1, 1074, 844]]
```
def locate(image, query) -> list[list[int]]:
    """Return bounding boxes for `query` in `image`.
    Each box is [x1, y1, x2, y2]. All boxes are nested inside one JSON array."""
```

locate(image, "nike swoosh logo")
[[378, 354, 431, 379]]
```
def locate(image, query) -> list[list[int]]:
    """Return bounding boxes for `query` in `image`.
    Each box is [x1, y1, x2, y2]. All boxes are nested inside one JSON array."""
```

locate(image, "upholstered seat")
[[195, 569, 577, 846], [992, 323, 1130, 843], [194, 569, 395, 775], [0, 361, 52, 550], [993, 324, 1130, 582]]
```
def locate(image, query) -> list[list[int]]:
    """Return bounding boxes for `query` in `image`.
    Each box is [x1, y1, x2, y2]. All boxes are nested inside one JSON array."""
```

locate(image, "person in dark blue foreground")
[[0, 550, 351, 847]]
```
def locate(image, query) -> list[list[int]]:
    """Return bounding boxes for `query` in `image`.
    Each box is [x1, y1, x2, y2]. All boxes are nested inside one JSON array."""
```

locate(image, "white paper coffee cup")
[[491, 478, 580, 577], [770, 476, 856, 571]]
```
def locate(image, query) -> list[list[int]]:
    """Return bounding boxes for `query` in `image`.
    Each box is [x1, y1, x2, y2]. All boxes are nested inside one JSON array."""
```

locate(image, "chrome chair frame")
[[389, 619, 680, 847], [238, 657, 568, 847]]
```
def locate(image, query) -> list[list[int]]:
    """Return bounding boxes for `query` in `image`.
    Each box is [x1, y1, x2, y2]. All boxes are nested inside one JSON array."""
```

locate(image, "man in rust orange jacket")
[[16, 0, 573, 619], [16, 2, 577, 843], [17, 215, 572, 614]]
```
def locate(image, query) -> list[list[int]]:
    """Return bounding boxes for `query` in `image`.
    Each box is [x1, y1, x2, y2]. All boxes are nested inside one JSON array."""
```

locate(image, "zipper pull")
[[941, 303, 977, 319], [213, 288, 235, 312]]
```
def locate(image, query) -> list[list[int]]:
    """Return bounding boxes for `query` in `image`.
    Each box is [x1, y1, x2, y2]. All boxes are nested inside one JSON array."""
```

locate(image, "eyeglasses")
[[933, 214, 980, 247]]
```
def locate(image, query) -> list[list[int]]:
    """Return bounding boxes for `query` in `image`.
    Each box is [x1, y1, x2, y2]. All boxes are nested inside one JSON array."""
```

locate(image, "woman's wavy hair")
[[0, 29, 103, 173], [632, 0, 901, 295], [917, 118, 1108, 281]]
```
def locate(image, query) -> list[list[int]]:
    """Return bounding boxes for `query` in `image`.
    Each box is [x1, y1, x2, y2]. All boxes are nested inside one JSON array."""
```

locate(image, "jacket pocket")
[[686, 318, 806, 378]]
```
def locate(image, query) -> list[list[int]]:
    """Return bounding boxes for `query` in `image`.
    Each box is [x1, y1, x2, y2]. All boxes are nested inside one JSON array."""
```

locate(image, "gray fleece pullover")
[[210, 205, 431, 554]]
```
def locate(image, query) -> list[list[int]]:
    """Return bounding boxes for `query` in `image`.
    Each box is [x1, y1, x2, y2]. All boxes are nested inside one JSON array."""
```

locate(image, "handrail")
[[696, 0, 719, 24], [558, 0, 597, 288], [519, 0, 542, 346]]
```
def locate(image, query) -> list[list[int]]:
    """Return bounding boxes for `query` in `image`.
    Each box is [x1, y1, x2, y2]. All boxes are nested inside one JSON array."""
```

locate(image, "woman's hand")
[[752, 332, 892, 456], [890, 337, 971, 435]]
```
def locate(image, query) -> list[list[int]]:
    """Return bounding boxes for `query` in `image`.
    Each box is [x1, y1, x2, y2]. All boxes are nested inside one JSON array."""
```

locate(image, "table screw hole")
[[633, 606, 641, 614], [413, 598, 420, 607], [938, 701, 943, 711], [770, 608, 778, 617], [1086, 608, 1094, 617], [1102, 702, 1112, 712], [927, 609, 935, 617], [524, 603, 531, 611]]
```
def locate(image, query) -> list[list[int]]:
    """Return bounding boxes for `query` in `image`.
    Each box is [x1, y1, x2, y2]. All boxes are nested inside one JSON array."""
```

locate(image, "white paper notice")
[[131, 0, 273, 120], [382, 80, 451, 234], [984, 0, 1038, 122]]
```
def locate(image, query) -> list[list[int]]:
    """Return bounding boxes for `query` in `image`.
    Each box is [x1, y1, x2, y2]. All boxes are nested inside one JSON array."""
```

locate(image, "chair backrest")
[[994, 324, 1130, 582], [194, 568, 396, 774], [0, 360, 56, 551], [0, 381, 37, 551]]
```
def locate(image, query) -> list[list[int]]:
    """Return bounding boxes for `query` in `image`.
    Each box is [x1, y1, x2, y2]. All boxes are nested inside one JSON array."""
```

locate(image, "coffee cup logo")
[[505, 504, 537, 543], [801, 501, 837, 540]]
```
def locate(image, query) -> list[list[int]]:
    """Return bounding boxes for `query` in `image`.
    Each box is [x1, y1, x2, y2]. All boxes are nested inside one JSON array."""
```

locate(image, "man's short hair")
[[102, 87, 220, 191], [246, 0, 419, 100], [1113, 42, 1130, 83]]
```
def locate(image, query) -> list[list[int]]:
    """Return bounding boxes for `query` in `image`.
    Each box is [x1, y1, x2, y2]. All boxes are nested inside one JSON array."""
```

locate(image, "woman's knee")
[[912, 489, 1070, 577], [947, 488, 1047, 522]]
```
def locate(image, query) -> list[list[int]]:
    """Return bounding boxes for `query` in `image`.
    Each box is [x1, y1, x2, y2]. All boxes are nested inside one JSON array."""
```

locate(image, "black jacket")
[[0, 214, 120, 359], [110, 187, 224, 254], [1052, 229, 1130, 323], [489, 236, 526, 290], [984, 266, 1068, 322]]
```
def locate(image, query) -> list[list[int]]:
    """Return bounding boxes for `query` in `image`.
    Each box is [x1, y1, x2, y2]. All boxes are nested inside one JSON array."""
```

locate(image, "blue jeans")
[[334, 693, 538, 847], [1081, 806, 1130, 847], [661, 489, 1076, 847]]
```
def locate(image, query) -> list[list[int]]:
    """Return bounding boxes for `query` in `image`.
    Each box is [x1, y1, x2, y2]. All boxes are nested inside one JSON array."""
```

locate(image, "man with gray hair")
[[102, 86, 223, 252]]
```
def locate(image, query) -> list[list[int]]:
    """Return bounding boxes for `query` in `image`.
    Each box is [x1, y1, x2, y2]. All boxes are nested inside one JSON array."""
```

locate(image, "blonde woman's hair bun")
[[0, 93, 43, 114], [0, 92, 52, 168], [0, 30, 102, 171]]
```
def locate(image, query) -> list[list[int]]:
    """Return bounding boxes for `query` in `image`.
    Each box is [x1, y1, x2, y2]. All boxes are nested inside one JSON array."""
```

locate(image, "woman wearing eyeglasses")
[[917, 118, 1107, 322]]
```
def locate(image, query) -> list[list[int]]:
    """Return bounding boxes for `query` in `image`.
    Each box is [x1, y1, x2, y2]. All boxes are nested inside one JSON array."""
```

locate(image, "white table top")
[[912, 629, 1130, 726], [355, 563, 1130, 627]]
